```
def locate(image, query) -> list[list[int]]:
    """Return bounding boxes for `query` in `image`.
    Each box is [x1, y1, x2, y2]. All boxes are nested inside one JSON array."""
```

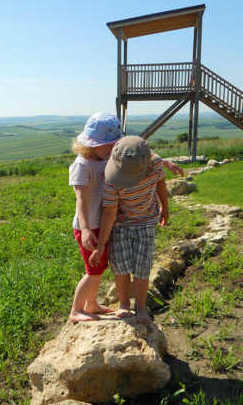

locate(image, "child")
[[70, 113, 182, 323], [69, 112, 122, 322], [89, 136, 169, 324]]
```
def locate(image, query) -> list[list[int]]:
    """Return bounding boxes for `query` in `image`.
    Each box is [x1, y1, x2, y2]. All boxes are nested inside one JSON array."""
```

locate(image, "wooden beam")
[[188, 101, 194, 157], [192, 14, 203, 161], [123, 40, 127, 65], [141, 98, 189, 139], [117, 28, 122, 120]]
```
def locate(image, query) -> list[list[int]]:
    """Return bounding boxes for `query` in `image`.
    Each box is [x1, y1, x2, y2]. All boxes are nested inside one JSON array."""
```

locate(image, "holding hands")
[[81, 228, 98, 251], [89, 247, 104, 267], [162, 160, 184, 177]]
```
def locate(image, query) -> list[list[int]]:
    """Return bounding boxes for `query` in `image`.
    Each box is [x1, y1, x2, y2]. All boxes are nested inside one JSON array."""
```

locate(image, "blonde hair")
[[72, 139, 97, 159]]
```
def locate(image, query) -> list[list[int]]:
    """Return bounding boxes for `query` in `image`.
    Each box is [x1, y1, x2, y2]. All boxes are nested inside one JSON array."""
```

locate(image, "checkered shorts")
[[109, 225, 156, 280]]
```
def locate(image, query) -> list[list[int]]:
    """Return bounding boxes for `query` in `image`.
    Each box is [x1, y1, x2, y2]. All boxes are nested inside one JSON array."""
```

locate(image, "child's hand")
[[164, 161, 184, 177], [81, 229, 98, 251], [160, 209, 169, 227], [89, 248, 104, 267]]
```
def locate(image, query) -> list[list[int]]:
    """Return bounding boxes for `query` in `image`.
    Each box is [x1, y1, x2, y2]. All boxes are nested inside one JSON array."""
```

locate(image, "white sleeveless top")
[[69, 155, 106, 230]]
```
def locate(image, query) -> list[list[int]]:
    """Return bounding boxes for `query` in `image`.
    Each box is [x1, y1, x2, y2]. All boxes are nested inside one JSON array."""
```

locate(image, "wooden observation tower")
[[107, 4, 243, 160]]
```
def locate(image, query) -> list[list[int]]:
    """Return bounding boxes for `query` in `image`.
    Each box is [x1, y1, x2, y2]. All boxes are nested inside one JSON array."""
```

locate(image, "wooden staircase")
[[200, 64, 243, 129]]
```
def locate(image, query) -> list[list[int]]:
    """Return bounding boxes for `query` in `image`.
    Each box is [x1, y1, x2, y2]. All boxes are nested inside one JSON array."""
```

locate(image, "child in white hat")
[[69, 112, 122, 322], [89, 136, 169, 324]]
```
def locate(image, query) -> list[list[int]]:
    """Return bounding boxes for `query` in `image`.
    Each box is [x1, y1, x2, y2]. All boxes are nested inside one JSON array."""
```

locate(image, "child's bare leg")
[[84, 275, 113, 314], [69, 274, 103, 322], [115, 274, 133, 318], [133, 277, 152, 324]]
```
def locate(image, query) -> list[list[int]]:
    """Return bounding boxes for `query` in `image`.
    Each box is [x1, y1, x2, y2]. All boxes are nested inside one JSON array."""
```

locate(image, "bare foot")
[[116, 308, 133, 319], [69, 311, 100, 323], [85, 303, 115, 314], [136, 310, 152, 325]]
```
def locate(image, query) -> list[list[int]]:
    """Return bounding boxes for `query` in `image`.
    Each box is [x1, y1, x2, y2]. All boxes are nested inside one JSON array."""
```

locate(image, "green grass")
[[170, 235, 243, 326], [166, 233, 243, 384], [190, 162, 243, 208], [0, 155, 242, 404], [0, 156, 208, 404], [153, 138, 243, 160]]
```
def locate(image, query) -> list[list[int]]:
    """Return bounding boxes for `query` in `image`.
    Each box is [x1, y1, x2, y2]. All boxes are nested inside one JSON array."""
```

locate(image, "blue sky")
[[0, 0, 242, 116]]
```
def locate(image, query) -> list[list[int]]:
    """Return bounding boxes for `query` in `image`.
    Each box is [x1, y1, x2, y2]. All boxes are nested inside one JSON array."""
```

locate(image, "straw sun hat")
[[105, 136, 152, 189]]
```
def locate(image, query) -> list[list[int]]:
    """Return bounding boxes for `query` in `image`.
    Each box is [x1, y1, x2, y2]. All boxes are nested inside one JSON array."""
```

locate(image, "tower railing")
[[121, 62, 243, 120], [121, 62, 194, 95]]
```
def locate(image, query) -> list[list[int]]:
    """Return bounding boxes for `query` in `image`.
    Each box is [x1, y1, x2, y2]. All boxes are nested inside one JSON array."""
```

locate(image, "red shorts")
[[73, 228, 108, 275]]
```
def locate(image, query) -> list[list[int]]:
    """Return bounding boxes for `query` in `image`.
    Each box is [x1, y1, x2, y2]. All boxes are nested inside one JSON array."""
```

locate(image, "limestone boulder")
[[165, 155, 207, 164], [166, 179, 196, 196], [28, 318, 170, 405], [188, 168, 204, 176], [52, 401, 91, 405], [147, 255, 186, 310], [207, 159, 219, 167], [204, 204, 241, 217], [171, 239, 203, 261]]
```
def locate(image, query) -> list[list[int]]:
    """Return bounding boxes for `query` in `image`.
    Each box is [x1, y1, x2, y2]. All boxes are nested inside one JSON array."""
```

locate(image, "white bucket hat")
[[77, 112, 121, 147]]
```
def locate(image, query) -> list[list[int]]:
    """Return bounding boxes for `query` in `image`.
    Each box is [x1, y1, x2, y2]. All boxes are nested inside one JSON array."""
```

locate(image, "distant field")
[[0, 126, 74, 160], [0, 114, 242, 160], [127, 118, 243, 141]]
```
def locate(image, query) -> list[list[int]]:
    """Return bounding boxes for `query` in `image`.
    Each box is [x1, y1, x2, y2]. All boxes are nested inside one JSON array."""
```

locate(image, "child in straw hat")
[[89, 136, 169, 324]]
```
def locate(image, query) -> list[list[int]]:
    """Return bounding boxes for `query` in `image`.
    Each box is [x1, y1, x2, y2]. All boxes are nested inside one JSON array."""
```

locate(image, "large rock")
[[147, 255, 186, 310], [28, 318, 170, 405], [171, 239, 203, 261], [52, 401, 91, 405], [166, 179, 196, 196]]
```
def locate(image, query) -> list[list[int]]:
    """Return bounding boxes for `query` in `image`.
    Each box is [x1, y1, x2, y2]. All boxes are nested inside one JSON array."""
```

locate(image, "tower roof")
[[107, 4, 205, 39]]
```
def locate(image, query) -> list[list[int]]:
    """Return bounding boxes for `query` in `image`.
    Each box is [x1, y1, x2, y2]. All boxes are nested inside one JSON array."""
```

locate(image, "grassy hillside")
[[0, 114, 242, 161]]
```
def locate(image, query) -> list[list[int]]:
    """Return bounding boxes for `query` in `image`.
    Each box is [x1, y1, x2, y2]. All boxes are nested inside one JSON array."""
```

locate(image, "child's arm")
[[156, 179, 169, 226], [162, 160, 184, 177], [89, 205, 117, 266], [74, 185, 97, 250]]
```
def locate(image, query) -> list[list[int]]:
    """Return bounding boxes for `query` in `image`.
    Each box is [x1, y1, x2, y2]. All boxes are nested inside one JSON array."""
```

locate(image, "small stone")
[[105, 283, 118, 304], [52, 401, 91, 405], [207, 159, 219, 167]]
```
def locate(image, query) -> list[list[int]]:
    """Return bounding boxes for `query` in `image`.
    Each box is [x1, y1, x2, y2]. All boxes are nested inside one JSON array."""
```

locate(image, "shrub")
[[176, 133, 188, 143]]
